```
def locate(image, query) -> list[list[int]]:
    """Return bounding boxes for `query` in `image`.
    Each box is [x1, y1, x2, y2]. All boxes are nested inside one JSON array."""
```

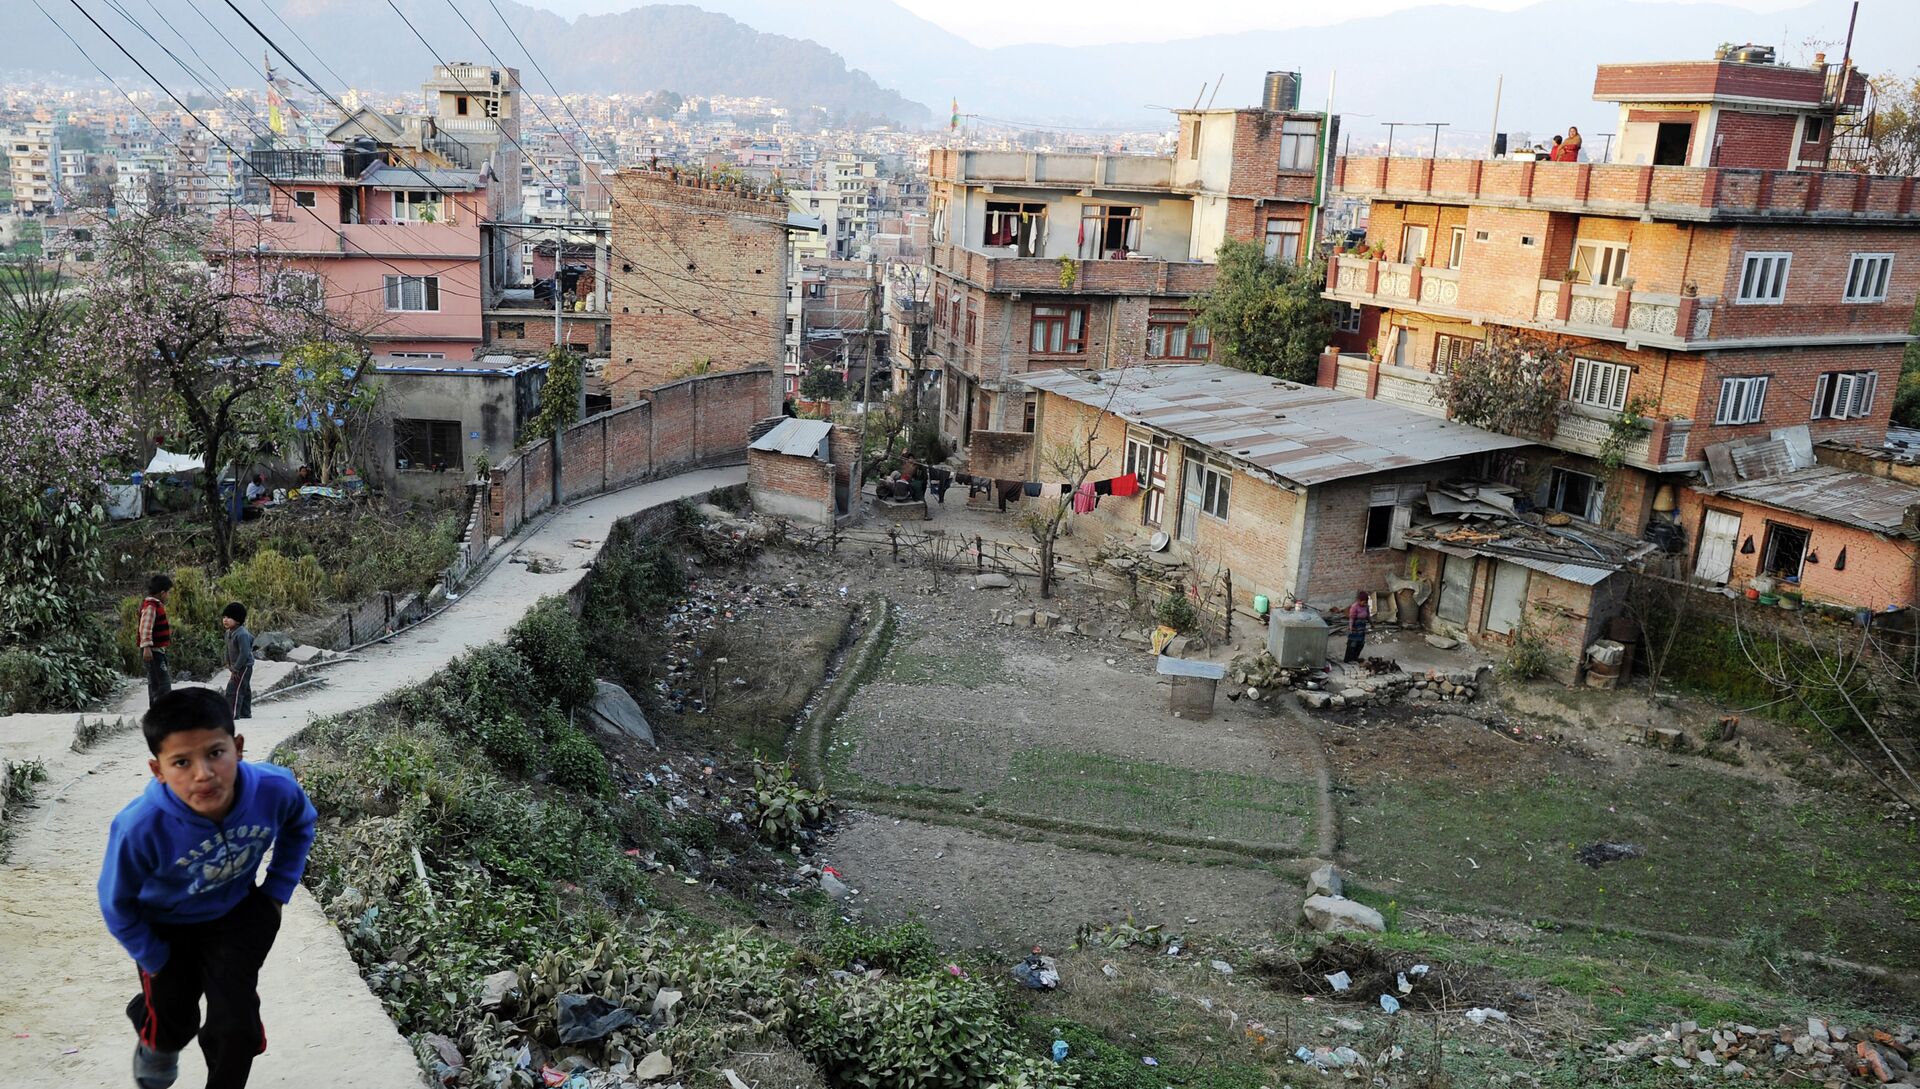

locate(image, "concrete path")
[[0, 467, 743, 1089]]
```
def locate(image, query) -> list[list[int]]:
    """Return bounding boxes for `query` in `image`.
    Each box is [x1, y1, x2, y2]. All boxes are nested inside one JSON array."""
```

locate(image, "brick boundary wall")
[[487, 368, 771, 539]]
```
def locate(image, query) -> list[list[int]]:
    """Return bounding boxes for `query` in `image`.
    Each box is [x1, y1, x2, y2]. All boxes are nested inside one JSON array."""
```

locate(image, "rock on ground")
[[1303, 894, 1386, 934]]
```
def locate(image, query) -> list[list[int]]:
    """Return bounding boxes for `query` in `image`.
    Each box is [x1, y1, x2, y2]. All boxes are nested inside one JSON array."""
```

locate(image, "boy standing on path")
[[1344, 590, 1371, 664], [138, 575, 174, 707], [220, 603, 254, 721], [99, 687, 318, 1089]]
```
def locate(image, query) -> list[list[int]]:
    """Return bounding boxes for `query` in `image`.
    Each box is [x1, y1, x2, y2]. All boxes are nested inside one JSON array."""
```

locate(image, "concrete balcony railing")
[[927, 148, 1175, 191], [1331, 155, 1920, 225], [1551, 403, 1696, 470], [1530, 279, 1717, 344], [931, 242, 1215, 296]]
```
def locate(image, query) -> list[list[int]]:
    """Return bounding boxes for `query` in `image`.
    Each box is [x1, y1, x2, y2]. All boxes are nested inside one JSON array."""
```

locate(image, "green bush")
[[1154, 590, 1198, 634], [509, 598, 596, 709], [474, 715, 539, 774], [812, 919, 939, 975], [0, 627, 118, 714], [323, 513, 459, 601], [752, 760, 829, 847], [1499, 612, 1559, 681], [219, 548, 327, 620], [544, 716, 610, 795], [794, 973, 1074, 1089]]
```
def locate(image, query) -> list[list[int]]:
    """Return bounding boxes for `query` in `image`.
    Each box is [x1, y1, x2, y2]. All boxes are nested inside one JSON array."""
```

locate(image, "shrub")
[[752, 760, 829, 847], [1155, 590, 1199, 634], [0, 627, 118, 714], [509, 598, 596, 709], [474, 715, 539, 774], [813, 918, 939, 975], [326, 513, 459, 601], [543, 713, 610, 795], [581, 540, 683, 635], [794, 973, 1074, 1089], [1499, 610, 1562, 681], [218, 548, 327, 621]]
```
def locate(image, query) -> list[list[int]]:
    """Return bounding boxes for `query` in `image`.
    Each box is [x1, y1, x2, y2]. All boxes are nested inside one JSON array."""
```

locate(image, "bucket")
[[1253, 594, 1270, 615]]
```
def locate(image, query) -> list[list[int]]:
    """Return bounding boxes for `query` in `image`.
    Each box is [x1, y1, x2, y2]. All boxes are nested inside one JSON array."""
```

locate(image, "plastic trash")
[[1325, 970, 1351, 992], [1010, 954, 1060, 991], [1397, 972, 1413, 994], [554, 993, 637, 1044], [1142, 1056, 1159, 1067], [1210, 959, 1234, 975], [1051, 1040, 1069, 1062], [1409, 964, 1430, 977], [1465, 1007, 1510, 1025], [1380, 994, 1401, 1015]]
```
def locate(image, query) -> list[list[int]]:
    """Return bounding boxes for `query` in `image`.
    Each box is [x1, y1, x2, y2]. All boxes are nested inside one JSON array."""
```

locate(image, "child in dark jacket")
[[98, 687, 317, 1089], [221, 602, 254, 721]]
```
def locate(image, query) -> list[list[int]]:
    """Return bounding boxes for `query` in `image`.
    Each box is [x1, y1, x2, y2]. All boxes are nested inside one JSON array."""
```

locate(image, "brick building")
[[924, 87, 1334, 448], [606, 168, 791, 414], [1319, 48, 1920, 611], [1020, 365, 1527, 611]]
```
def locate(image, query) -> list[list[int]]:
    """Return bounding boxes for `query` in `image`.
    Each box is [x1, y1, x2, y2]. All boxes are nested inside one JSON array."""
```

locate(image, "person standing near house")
[[1563, 126, 1585, 161], [138, 575, 174, 706], [221, 602, 254, 721], [1344, 590, 1371, 664]]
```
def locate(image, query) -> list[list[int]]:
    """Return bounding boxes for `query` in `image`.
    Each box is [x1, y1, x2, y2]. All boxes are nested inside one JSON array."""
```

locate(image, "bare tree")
[[1619, 558, 1698, 702], [1018, 368, 1136, 599]]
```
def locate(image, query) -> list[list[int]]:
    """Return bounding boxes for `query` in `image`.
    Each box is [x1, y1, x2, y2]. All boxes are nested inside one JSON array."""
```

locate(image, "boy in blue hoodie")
[[98, 687, 317, 1089]]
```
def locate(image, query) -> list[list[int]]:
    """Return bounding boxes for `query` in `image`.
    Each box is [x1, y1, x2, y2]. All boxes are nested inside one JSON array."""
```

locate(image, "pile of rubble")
[[1601, 1018, 1916, 1084], [1226, 651, 1486, 712], [990, 607, 1090, 635], [656, 577, 827, 713]]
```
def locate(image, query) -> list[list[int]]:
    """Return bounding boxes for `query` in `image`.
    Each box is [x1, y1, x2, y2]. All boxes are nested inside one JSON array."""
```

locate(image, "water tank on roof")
[[1725, 43, 1776, 64], [1264, 71, 1302, 112]]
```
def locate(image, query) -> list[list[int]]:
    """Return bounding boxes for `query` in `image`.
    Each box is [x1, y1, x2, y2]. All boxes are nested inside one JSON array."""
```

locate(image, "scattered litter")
[[1102, 963, 1119, 980], [1575, 842, 1645, 868], [1051, 1040, 1069, 1062], [1408, 964, 1429, 977], [1142, 1056, 1159, 1067], [1325, 971, 1351, 992], [554, 993, 637, 1044], [721, 1072, 751, 1089], [1380, 994, 1401, 1015], [1465, 1008, 1510, 1025], [1011, 953, 1061, 991], [1211, 959, 1234, 975], [1396, 972, 1413, 994]]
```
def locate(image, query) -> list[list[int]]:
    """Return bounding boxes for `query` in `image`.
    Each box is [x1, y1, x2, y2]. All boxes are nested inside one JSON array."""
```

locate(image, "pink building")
[[227, 147, 492, 359]]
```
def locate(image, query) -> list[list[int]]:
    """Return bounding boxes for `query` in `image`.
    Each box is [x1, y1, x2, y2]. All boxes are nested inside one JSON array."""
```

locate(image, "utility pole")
[[849, 255, 880, 501]]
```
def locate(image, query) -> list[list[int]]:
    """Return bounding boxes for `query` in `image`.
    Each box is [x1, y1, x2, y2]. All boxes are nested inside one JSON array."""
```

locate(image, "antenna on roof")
[[1191, 82, 1208, 110], [1205, 73, 1225, 110]]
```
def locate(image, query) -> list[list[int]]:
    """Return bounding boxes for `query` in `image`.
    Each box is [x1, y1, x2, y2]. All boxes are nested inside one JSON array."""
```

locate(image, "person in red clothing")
[[138, 574, 175, 707], [1344, 590, 1371, 664]]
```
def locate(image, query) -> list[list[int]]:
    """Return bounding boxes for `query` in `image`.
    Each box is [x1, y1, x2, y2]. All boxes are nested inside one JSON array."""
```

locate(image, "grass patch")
[[879, 633, 1006, 689], [1340, 762, 1920, 970], [985, 748, 1315, 851]]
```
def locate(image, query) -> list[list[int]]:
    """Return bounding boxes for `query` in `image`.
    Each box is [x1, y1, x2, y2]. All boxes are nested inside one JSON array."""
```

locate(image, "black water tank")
[[1264, 71, 1301, 112]]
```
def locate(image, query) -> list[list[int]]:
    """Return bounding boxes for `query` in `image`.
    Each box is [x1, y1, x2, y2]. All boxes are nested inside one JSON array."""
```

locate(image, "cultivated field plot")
[[830, 605, 1323, 856], [1330, 715, 1920, 971]]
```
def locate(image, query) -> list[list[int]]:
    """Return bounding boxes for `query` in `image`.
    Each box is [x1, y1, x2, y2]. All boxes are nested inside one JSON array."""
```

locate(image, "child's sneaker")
[[132, 1044, 177, 1089]]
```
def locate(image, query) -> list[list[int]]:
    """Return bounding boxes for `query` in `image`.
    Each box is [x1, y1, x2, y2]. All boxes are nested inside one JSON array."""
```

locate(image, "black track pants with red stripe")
[[125, 886, 282, 1089]]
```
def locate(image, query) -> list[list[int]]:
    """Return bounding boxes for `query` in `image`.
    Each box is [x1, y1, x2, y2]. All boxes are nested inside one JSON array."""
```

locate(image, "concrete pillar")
[[1317, 347, 1340, 388], [1556, 279, 1574, 322], [1613, 286, 1632, 330]]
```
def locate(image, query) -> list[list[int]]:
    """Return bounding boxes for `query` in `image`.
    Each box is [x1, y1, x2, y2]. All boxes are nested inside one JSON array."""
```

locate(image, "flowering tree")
[[71, 214, 349, 569]]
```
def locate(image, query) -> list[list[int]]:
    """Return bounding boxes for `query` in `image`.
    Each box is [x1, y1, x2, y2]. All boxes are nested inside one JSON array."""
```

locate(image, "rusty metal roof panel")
[[1715, 465, 1920, 533], [1020, 365, 1530, 486]]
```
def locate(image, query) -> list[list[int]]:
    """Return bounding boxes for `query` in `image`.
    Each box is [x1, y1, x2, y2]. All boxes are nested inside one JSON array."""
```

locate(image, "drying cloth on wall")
[[1072, 482, 1099, 514], [1108, 474, 1142, 498], [1092, 478, 1113, 497], [1023, 482, 1043, 497]]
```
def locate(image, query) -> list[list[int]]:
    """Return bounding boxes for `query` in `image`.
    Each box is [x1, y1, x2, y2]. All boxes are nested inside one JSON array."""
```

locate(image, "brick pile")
[[1226, 651, 1485, 711], [1600, 1018, 1916, 1084]]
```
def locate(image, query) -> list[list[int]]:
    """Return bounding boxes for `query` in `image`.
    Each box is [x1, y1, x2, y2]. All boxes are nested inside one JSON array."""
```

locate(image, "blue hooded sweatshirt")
[[98, 759, 318, 974]]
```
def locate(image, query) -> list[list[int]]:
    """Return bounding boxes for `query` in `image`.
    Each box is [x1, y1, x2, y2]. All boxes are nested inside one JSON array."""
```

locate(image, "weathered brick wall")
[[1672, 486, 1920, 608], [1456, 207, 1556, 318], [967, 429, 1035, 482], [1708, 224, 1920, 342], [486, 368, 769, 539], [1689, 342, 1904, 454], [607, 169, 786, 408], [747, 448, 833, 524], [1712, 111, 1799, 169]]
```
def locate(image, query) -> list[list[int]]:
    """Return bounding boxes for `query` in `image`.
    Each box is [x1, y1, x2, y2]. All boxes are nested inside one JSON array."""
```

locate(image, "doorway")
[[1179, 452, 1204, 544], [1400, 224, 1429, 265], [1436, 554, 1473, 627], [1692, 509, 1741, 584], [1653, 122, 1693, 166], [1485, 561, 1530, 635]]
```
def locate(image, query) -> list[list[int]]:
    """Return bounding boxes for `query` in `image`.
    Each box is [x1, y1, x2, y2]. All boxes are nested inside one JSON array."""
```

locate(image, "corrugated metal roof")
[[1494, 551, 1616, 586], [748, 417, 833, 459], [1020, 365, 1531, 486], [1715, 465, 1920, 534], [361, 165, 484, 190]]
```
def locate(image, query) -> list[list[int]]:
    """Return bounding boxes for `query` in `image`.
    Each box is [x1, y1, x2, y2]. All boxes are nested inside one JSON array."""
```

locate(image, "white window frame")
[[1714, 375, 1768, 425], [1811, 370, 1878, 420], [1335, 303, 1363, 333], [383, 274, 441, 312], [1200, 462, 1231, 520], [1277, 119, 1318, 171], [1737, 251, 1791, 304], [1842, 253, 1892, 303], [1547, 466, 1603, 523], [293, 189, 317, 208], [1569, 357, 1631, 412], [1447, 226, 1466, 269], [1572, 240, 1631, 286], [1263, 218, 1302, 262], [390, 189, 444, 222]]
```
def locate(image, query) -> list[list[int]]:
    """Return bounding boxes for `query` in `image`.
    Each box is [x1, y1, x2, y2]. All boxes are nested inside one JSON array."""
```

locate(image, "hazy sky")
[[891, 0, 1810, 47]]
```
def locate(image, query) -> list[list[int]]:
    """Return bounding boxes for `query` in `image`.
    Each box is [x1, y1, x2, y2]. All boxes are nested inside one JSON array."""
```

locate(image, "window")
[[1029, 304, 1087, 354], [1547, 466, 1601, 522], [1802, 116, 1826, 144], [391, 190, 444, 222], [1365, 500, 1395, 550], [1572, 241, 1631, 286], [1843, 253, 1892, 303], [388, 351, 446, 359], [1569, 357, 1630, 411], [384, 274, 441, 312], [1278, 118, 1318, 171], [1737, 252, 1791, 304], [1022, 399, 1037, 433], [1433, 333, 1478, 373], [293, 189, 317, 208], [272, 271, 324, 308], [1714, 375, 1769, 425], [1811, 370, 1878, 420], [1447, 226, 1466, 269], [1518, 234, 1538, 247], [1146, 310, 1211, 359], [1079, 204, 1141, 258], [1334, 303, 1363, 334], [1400, 224, 1429, 264], [1264, 218, 1303, 262], [964, 309, 976, 346], [455, 95, 469, 116], [1200, 463, 1231, 520], [930, 197, 947, 243], [1474, 229, 1490, 242], [1761, 522, 1809, 580], [1181, 118, 1201, 160], [393, 418, 462, 471], [496, 320, 526, 339], [984, 200, 1046, 255]]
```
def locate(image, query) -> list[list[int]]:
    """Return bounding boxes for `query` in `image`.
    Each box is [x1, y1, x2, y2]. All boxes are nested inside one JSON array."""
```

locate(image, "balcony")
[[1551, 404, 1696, 470], [248, 149, 346, 180], [931, 242, 1215, 296], [1331, 155, 1920, 225], [927, 148, 1175, 191]]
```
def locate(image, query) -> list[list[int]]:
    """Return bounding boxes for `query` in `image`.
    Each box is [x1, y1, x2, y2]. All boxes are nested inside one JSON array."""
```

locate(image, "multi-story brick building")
[[1319, 49, 1920, 609], [606, 168, 790, 414], [926, 91, 1334, 447], [6, 121, 60, 214]]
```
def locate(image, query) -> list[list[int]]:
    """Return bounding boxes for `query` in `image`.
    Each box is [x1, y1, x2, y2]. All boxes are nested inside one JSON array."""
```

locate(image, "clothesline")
[[952, 471, 1143, 514]]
